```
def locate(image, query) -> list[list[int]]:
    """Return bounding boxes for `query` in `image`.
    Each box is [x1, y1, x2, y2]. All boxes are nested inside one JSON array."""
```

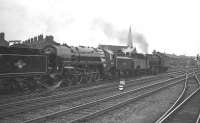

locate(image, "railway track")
[[0, 71, 188, 122], [0, 70, 196, 122], [155, 71, 200, 123], [157, 88, 200, 123], [0, 71, 184, 119], [21, 71, 194, 123], [0, 70, 185, 105], [0, 78, 104, 104]]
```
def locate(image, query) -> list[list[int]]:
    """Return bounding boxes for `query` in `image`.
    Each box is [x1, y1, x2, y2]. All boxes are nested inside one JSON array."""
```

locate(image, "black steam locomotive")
[[0, 33, 168, 93]]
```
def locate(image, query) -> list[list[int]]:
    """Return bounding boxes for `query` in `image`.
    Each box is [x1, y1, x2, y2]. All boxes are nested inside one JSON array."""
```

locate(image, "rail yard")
[[2, 0, 200, 122], [0, 68, 198, 123], [0, 31, 200, 123]]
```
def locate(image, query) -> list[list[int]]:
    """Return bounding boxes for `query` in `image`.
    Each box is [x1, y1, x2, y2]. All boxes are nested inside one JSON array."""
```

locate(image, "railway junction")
[[0, 33, 200, 123], [0, 68, 199, 123]]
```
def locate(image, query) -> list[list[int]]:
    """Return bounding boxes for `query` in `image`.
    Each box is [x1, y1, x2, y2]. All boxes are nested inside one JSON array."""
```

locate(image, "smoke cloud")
[[0, 0, 148, 52], [92, 19, 149, 53], [0, 0, 74, 40], [133, 32, 148, 53]]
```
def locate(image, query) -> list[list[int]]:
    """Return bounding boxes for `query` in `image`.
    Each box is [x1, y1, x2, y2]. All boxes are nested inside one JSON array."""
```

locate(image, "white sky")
[[0, 0, 200, 56]]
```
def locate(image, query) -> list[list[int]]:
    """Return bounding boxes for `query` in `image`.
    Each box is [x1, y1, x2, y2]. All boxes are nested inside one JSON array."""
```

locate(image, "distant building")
[[22, 34, 59, 49], [0, 32, 9, 47], [122, 26, 137, 55], [98, 45, 128, 53], [99, 27, 138, 56], [128, 26, 133, 48]]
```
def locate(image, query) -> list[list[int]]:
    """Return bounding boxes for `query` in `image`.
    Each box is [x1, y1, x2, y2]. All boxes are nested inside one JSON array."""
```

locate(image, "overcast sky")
[[0, 0, 200, 56]]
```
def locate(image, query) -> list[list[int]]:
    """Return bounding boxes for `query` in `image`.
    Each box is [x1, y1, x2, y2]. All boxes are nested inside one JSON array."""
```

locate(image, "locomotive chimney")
[[0, 32, 5, 41]]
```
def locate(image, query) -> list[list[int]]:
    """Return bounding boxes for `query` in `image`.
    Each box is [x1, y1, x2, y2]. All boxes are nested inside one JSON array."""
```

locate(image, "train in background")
[[0, 32, 169, 93], [196, 54, 200, 67], [99, 45, 168, 76]]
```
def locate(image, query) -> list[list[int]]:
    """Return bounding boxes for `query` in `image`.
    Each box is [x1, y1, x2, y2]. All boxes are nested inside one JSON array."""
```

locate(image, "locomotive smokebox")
[[0, 32, 5, 41]]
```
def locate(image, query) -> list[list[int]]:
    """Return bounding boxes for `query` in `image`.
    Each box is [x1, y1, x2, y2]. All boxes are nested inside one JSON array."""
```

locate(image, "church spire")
[[128, 26, 133, 48]]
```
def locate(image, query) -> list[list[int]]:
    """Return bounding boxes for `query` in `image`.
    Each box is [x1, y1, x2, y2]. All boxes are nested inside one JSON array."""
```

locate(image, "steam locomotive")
[[196, 54, 200, 67], [0, 33, 168, 93]]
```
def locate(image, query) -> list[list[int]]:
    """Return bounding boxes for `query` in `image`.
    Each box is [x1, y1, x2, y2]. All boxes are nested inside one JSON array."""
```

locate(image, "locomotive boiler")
[[43, 44, 107, 86]]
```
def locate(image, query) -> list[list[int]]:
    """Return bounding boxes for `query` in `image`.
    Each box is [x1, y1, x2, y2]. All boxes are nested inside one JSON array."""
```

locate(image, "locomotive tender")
[[0, 33, 168, 93]]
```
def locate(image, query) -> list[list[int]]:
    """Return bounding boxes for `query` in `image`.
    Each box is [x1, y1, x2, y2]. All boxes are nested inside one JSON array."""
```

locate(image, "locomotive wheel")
[[26, 78, 38, 91], [37, 74, 63, 91], [69, 74, 81, 85], [79, 75, 83, 84], [87, 74, 91, 83], [59, 78, 70, 87], [91, 73, 96, 82], [88, 72, 94, 83], [12, 79, 28, 92], [60, 76, 77, 87], [1, 78, 28, 93], [93, 73, 98, 81], [95, 72, 101, 81], [1, 79, 17, 93], [87, 73, 91, 83], [80, 74, 88, 84], [16, 77, 38, 92], [74, 74, 81, 85]]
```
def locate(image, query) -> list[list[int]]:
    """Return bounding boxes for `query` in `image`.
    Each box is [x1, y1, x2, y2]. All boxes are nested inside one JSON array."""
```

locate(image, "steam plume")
[[133, 32, 148, 53], [92, 19, 149, 53]]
